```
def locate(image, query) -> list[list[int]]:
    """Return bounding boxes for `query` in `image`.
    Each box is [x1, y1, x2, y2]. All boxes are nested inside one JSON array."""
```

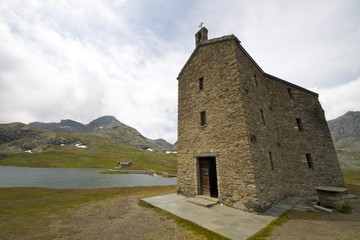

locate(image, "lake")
[[0, 166, 176, 189]]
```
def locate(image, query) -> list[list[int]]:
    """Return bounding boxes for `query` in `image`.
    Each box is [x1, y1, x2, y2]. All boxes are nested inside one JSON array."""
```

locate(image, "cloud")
[[0, 0, 184, 143], [0, 0, 359, 144], [315, 78, 360, 121], [195, 0, 360, 89]]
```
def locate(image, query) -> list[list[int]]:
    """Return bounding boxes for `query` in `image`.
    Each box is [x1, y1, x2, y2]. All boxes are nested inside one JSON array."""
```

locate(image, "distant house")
[[116, 162, 132, 168], [75, 143, 87, 149], [166, 151, 177, 154]]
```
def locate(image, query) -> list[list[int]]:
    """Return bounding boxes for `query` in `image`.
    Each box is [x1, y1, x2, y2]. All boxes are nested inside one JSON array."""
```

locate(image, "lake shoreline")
[[0, 166, 176, 189]]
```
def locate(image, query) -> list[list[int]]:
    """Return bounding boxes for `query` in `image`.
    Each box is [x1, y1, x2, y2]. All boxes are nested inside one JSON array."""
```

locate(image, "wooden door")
[[199, 157, 218, 198]]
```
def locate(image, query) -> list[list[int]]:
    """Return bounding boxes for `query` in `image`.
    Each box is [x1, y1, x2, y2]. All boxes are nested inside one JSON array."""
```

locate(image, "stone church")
[[177, 28, 344, 212]]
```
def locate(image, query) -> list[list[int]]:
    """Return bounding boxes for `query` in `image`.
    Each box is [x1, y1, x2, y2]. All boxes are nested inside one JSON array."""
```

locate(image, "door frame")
[[197, 156, 218, 198]]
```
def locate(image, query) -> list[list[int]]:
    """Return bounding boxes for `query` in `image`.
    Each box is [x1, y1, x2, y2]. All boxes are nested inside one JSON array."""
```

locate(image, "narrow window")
[[287, 88, 294, 99], [199, 77, 204, 90], [296, 118, 303, 131], [254, 74, 258, 86], [260, 109, 266, 125], [305, 154, 314, 169], [268, 152, 274, 170], [250, 134, 257, 143], [200, 111, 206, 126]]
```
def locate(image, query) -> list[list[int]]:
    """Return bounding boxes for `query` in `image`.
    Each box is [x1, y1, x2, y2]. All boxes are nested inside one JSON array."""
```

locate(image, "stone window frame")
[[305, 153, 314, 169]]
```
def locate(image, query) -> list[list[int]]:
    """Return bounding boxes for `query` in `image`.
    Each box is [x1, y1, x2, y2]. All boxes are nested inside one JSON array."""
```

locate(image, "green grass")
[[342, 168, 360, 194], [139, 200, 231, 240], [247, 211, 290, 240], [0, 133, 177, 174], [99, 170, 128, 174], [0, 186, 176, 239], [340, 205, 353, 214]]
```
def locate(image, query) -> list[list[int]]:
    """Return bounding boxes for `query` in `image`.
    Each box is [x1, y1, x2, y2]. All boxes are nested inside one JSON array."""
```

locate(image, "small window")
[[305, 154, 314, 169], [296, 118, 303, 131], [199, 77, 204, 90], [254, 74, 258, 86], [268, 151, 274, 170], [200, 111, 206, 126], [287, 88, 294, 99], [250, 134, 257, 143], [260, 109, 266, 125]]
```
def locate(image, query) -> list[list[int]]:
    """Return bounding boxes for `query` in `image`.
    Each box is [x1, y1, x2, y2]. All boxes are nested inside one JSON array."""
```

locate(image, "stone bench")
[[314, 186, 347, 210]]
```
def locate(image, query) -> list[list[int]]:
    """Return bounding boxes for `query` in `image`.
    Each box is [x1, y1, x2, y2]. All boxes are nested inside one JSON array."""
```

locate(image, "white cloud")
[[0, 0, 359, 144], [316, 78, 360, 121]]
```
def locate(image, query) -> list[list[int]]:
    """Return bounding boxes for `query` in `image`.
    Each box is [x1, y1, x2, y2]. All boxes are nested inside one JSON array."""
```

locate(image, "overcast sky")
[[1, 0, 359, 143]]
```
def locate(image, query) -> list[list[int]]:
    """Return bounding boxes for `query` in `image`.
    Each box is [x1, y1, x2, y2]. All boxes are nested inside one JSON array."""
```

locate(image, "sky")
[[0, 0, 359, 144]]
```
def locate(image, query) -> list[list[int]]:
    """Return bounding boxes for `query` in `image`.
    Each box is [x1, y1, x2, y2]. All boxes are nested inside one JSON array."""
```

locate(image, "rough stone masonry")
[[177, 27, 344, 212]]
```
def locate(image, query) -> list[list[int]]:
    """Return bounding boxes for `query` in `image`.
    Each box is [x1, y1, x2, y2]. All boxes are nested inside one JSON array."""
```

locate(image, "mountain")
[[328, 111, 360, 169], [149, 139, 176, 150], [90, 121, 164, 151], [29, 116, 120, 133], [28, 116, 175, 152], [328, 111, 360, 142], [0, 123, 78, 152], [87, 116, 119, 130]]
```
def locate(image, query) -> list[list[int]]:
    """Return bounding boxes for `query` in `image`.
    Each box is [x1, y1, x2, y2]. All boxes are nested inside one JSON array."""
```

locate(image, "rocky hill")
[[0, 123, 78, 152], [328, 111, 360, 169], [29, 116, 119, 133], [328, 111, 360, 142], [0, 116, 175, 152]]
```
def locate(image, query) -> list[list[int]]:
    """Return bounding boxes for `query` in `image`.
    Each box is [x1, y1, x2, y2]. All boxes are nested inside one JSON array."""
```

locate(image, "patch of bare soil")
[[34, 196, 204, 240], [267, 199, 360, 240]]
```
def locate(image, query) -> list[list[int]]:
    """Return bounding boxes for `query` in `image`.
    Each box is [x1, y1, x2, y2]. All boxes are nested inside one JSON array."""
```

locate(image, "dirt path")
[[41, 196, 203, 240], [266, 199, 360, 240], [14, 193, 359, 240]]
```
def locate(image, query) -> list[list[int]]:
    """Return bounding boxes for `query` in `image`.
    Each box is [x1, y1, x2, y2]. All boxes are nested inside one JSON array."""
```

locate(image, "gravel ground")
[[11, 193, 359, 240], [42, 196, 203, 240], [266, 199, 360, 240]]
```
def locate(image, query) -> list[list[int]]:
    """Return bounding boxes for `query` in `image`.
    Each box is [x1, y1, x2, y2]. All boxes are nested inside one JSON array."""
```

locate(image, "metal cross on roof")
[[199, 22, 204, 28]]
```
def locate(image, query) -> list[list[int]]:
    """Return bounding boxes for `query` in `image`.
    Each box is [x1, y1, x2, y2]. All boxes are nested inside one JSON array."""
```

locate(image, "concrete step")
[[187, 196, 218, 207]]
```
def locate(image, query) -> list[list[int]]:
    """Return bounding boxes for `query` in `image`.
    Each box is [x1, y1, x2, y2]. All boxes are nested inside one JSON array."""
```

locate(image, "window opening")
[[199, 77, 204, 90], [254, 74, 258, 86], [296, 118, 303, 131], [268, 151, 274, 170], [260, 109, 266, 125], [250, 134, 257, 143], [305, 154, 314, 169], [287, 88, 294, 99], [200, 111, 206, 126]]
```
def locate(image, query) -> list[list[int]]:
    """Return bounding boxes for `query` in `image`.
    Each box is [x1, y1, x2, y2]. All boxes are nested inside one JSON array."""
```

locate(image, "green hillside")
[[335, 139, 360, 169], [0, 132, 177, 174]]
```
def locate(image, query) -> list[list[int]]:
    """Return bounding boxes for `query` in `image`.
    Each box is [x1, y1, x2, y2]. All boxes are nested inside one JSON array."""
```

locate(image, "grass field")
[[342, 168, 360, 194], [0, 133, 177, 174], [0, 186, 176, 239]]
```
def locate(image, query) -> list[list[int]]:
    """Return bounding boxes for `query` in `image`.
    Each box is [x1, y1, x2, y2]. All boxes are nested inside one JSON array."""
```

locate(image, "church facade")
[[176, 28, 344, 212]]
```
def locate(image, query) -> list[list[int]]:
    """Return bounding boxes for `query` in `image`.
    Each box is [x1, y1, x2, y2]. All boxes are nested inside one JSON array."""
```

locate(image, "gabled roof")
[[177, 34, 318, 97]]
